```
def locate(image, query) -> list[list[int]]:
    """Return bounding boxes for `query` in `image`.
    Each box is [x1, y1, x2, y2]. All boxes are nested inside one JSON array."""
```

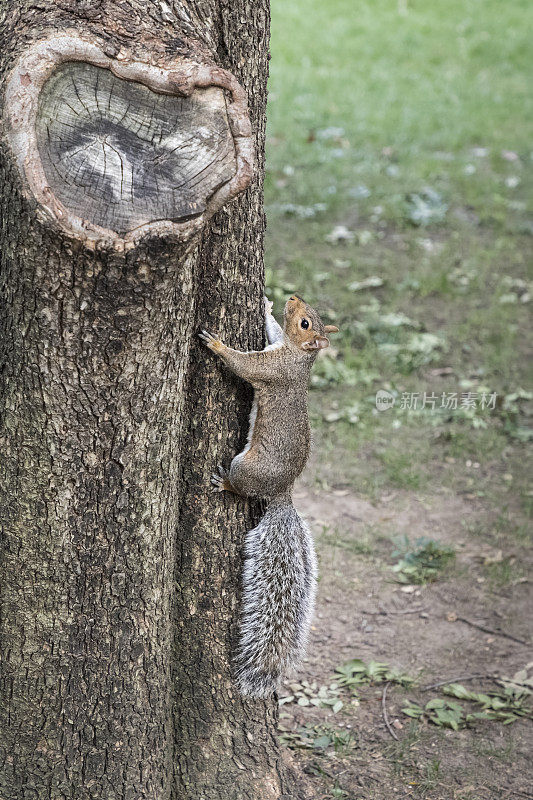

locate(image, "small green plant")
[[335, 658, 414, 693], [443, 680, 532, 724], [311, 354, 359, 388], [329, 781, 349, 799], [278, 723, 354, 753], [404, 188, 448, 226], [379, 332, 447, 374], [391, 536, 455, 584], [501, 389, 533, 442], [402, 677, 532, 729], [402, 697, 465, 730]]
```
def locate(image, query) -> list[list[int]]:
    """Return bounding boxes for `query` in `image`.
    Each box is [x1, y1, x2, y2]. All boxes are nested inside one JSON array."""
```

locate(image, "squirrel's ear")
[[324, 325, 339, 334]]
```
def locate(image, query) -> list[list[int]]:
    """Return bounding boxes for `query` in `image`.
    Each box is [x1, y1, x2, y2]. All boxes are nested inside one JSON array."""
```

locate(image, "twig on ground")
[[455, 615, 530, 646], [422, 674, 532, 692], [381, 682, 398, 740], [422, 674, 492, 691], [362, 607, 426, 616]]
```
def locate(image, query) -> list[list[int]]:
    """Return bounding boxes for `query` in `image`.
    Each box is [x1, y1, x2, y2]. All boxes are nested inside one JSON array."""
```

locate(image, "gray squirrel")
[[199, 295, 339, 698]]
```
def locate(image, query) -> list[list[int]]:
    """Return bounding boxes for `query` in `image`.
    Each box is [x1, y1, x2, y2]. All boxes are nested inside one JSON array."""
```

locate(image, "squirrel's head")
[[283, 295, 339, 353]]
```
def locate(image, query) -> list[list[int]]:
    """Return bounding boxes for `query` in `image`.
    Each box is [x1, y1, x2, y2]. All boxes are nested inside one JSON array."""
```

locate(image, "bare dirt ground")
[[278, 482, 533, 800]]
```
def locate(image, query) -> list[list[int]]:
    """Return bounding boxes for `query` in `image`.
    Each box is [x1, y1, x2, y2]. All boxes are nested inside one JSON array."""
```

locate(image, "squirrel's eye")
[[301, 318, 310, 330]]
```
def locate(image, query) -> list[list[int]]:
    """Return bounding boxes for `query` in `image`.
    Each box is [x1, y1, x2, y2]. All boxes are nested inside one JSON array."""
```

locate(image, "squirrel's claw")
[[211, 465, 231, 492], [211, 473, 226, 492], [199, 329, 223, 352]]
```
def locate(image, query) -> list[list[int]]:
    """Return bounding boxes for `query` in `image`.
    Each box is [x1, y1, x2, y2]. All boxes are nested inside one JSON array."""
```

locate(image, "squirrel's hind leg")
[[211, 465, 243, 496]]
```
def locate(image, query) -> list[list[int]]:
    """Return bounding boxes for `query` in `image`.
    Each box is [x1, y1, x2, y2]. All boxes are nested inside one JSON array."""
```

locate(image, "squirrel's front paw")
[[264, 295, 274, 316], [211, 465, 233, 493], [199, 329, 223, 353]]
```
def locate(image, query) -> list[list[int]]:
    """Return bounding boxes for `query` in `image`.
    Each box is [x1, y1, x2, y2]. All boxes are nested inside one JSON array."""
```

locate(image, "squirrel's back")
[[235, 495, 317, 698], [229, 386, 311, 499]]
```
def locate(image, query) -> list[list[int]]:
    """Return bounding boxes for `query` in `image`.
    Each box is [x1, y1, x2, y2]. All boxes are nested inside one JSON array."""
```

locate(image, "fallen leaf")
[[326, 225, 355, 243], [348, 275, 384, 291], [483, 550, 503, 565]]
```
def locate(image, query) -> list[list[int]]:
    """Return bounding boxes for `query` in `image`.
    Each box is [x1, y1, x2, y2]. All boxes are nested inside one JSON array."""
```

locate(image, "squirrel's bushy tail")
[[235, 495, 318, 699]]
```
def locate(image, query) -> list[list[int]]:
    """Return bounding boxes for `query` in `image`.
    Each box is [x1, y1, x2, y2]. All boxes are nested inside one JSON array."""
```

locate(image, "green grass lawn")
[[265, 6, 532, 794], [265, 0, 532, 509]]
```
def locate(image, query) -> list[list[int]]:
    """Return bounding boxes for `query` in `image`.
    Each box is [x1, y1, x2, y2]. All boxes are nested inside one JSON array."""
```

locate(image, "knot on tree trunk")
[[3, 31, 255, 251]]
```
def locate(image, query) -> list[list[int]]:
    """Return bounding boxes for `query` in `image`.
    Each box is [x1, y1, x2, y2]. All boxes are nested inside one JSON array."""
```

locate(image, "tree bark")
[[0, 2, 298, 798]]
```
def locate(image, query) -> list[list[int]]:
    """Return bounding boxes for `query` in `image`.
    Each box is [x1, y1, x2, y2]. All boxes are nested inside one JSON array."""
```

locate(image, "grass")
[[266, 3, 532, 795], [472, 738, 515, 761], [378, 448, 426, 490], [320, 530, 374, 557], [267, 0, 532, 202], [483, 555, 524, 589], [390, 536, 456, 583], [265, 0, 532, 511]]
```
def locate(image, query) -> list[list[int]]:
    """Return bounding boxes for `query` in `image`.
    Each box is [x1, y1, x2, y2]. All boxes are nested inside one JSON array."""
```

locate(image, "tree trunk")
[[0, 2, 299, 798]]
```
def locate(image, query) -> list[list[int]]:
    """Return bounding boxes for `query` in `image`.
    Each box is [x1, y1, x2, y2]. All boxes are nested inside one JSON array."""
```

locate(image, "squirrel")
[[199, 294, 339, 698]]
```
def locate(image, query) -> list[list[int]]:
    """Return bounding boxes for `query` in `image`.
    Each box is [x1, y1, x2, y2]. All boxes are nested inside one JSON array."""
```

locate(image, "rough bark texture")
[[0, 2, 300, 798]]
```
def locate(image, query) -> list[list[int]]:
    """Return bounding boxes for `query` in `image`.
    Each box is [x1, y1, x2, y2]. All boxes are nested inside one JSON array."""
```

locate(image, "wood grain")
[[36, 62, 237, 234]]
